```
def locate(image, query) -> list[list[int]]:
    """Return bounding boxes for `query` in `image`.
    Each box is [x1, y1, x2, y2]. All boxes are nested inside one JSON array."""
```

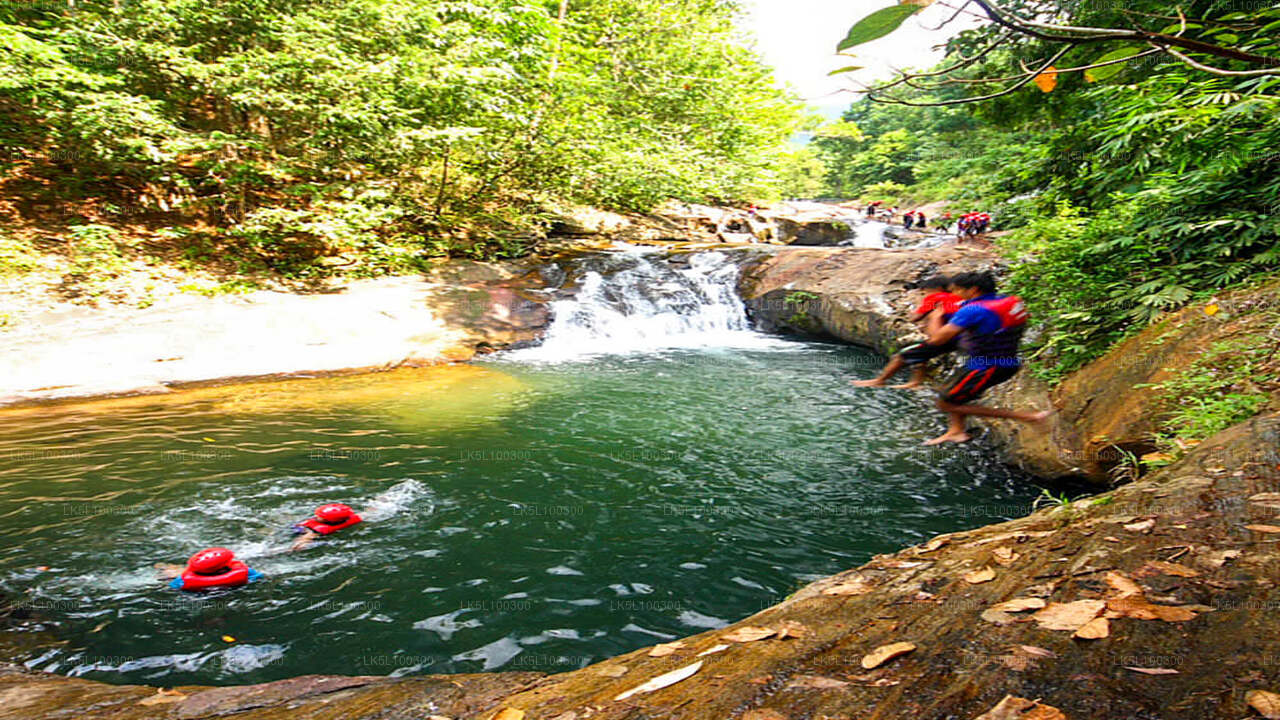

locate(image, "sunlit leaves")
[[837, 5, 921, 52]]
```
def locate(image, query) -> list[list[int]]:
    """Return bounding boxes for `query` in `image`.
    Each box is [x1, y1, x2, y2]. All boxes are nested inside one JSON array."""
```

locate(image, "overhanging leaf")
[[837, 5, 921, 52], [1085, 47, 1144, 82], [828, 65, 865, 76], [1033, 66, 1059, 93]]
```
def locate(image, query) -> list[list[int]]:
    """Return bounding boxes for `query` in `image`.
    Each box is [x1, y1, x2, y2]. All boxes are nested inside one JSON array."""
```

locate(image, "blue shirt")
[[950, 294, 1022, 369]]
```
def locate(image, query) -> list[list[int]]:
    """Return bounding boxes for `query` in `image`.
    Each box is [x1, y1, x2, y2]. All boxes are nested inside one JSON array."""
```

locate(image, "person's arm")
[[925, 308, 947, 334], [927, 322, 963, 346], [290, 530, 321, 552]]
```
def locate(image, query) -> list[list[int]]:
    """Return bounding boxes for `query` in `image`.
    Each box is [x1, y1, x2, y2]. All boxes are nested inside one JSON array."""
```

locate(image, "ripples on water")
[[0, 344, 1037, 684]]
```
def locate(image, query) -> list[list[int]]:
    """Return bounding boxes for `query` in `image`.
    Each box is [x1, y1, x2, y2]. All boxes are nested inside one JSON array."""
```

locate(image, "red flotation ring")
[[297, 503, 362, 536], [177, 547, 251, 591]]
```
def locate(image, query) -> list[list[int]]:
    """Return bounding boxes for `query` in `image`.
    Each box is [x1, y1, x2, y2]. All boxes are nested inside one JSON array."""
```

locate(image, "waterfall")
[[844, 221, 888, 248], [507, 246, 784, 361]]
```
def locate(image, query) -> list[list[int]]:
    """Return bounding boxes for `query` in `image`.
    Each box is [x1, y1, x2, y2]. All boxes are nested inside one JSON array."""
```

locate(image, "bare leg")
[[925, 410, 971, 445], [890, 366, 927, 389], [154, 563, 184, 579], [852, 355, 905, 387], [938, 399, 1052, 423], [290, 530, 321, 552]]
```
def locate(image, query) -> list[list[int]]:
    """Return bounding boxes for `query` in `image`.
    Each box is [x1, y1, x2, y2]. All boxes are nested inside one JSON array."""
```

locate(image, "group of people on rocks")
[[851, 271, 1050, 445], [863, 203, 992, 238]]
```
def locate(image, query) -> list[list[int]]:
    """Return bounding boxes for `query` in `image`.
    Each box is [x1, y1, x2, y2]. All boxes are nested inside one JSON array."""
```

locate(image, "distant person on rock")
[[916, 212, 927, 229], [852, 276, 961, 389], [919, 271, 1051, 445], [937, 212, 952, 233], [902, 211, 915, 229]]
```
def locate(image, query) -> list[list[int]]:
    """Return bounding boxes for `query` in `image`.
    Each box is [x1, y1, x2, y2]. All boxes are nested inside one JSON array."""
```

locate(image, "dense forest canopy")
[[1, 0, 805, 265], [812, 0, 1280, 378]]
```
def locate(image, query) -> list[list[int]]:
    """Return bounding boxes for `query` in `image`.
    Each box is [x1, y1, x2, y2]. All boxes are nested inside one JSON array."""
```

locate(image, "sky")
[[739, 0, 985, 119]]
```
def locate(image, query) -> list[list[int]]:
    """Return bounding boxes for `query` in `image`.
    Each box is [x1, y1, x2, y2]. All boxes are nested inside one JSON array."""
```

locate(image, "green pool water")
[[0, 341, 1039, 686]]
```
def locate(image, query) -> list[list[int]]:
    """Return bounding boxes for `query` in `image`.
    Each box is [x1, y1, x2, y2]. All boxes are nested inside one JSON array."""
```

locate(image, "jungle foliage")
[[814, 0, 1280, 379], [1, 0, 805, 271]]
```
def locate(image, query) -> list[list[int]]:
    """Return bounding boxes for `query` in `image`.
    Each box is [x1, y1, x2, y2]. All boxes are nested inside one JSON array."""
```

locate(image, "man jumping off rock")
[[920, 271, 1051, 445]]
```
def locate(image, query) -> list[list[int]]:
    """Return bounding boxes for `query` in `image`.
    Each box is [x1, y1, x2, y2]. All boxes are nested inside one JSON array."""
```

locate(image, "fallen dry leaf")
[[1018, 645, 1056, 658], [1106, 596, 1197, 622], [138, 688, 187, 706], [492, 709, 525, 720], [742, 709, 790, 720], [991, 597, 1047, 613], [1246, 525, 1280, 534], [1104, 571, 1143, 597], [1124, 518, 1157, 533], [1032, 599, 1105, 631], [1204, 549, 1242, 567], [1124, 666, 1180, 675], [965, 567, 997, 584], [921, 537, 948, 552], [1246, 689, 1280, 719], [981, 608, 1018, 626], [1137, 560, 1199, 578], [975, 694, 1067, 720], [998, 654, 1031, 671], [786, 674, 850, 690], [722, 626, 776, 643], [1249, 493, 1280, 510], [648, 641, 685, 657], [861, 641, 916, 669], [614, 661, 702, 701], [550, 713, 577, 720], [696, 643, 729, 657], [992, 546, 1020, 567], [1074, 616, 1110, 640], [776, 620, 810, 639], [823, 576, 874, 596]]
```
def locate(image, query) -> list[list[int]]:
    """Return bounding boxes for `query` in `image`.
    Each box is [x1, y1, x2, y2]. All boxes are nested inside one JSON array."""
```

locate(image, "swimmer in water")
[[290, 503, 363, 551]]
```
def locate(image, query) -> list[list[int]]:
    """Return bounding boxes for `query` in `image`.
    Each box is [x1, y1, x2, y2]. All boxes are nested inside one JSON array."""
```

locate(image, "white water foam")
[[506, 248, 791, 362]]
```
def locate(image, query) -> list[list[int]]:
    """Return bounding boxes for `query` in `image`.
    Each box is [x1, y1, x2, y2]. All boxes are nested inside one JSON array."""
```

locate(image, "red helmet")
[[315, 503, 354, 525], [188, 547, 234, 575]]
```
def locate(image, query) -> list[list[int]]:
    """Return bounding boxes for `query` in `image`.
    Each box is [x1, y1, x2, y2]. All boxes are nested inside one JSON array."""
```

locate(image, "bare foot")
[[889, 381, 923, 389], [851, 378, 886, 387], [924, 432, 972, 446]]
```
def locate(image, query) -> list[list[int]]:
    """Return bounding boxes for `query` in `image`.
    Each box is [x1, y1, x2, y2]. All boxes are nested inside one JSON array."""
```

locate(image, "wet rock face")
[[770, 217, 851, 246], [738, 248, 1280, 485]]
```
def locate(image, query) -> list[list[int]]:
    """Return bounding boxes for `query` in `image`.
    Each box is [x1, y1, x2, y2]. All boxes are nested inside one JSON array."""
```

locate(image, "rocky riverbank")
[[4, 244, 1280, 719]]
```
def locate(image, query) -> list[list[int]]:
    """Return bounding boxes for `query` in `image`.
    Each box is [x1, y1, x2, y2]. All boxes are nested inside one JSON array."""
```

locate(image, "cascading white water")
[[508, 246, 786, 361], [846, 221, 888, 248]]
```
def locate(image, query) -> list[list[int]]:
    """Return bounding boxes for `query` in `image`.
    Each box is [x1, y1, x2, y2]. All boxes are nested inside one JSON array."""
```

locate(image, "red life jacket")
[[179, 560, 250, 591], [958, 295, 1028, 360], [299, 513, 363, 535]]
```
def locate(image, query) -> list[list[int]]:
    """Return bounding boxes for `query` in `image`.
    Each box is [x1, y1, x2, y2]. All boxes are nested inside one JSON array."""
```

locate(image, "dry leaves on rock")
[[861, 641, 916, 669], [1246, 689, 1280, 719], [974, 694, 1067, 720], [596, 665, 629, 677], [787, 675, 850, 690], [1202, 549, 1241, 568], [648, 641, 685, 657], [1032, 599, 1105, 631], [722, 626, 776, 643], [697, 643, 729, 657], [996, 646, 1054, 672], [776, 620, 810, 639], [1135, 560, 1199, 578], [1073, 617, 1109, 640], [919, 537, 949, 553], [1124, 666, 1179, 675], [992, 547, 1020, 567], [1124, 518, 1156, 533], [991, 597, 1047, 613], [982, 608, 1018, 626], [742, 709, 790, 720], [1104, 571, 1143, 597], [138, 688, 187, 706], [492, 709, 525, 720], [1249, 493, 1280, 510], [1245, 525, 1280, 534], [823, 576, 874, 596], [614, 661, 702, 701], [965, 567, 997, 584], [1106, 596, 1197, 622]]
